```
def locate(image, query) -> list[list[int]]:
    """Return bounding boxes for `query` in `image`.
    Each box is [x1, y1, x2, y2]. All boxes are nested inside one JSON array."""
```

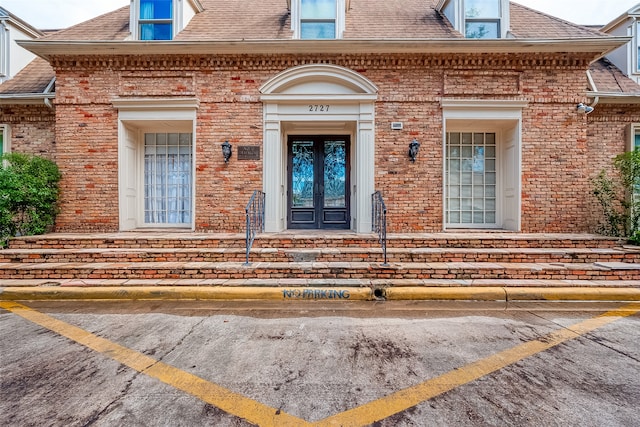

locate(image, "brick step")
[[2, 278, 639, 289], [2, 247, 639, 264], [6, 233, 626, 250], [2, 261, 639, 281]]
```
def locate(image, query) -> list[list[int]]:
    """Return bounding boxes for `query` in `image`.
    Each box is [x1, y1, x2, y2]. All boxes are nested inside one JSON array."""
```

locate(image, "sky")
[[0, 0, 639, 30]]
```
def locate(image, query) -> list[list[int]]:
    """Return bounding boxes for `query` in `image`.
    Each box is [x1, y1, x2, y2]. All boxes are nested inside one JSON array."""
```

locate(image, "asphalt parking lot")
[[1, 300, 639, 426]]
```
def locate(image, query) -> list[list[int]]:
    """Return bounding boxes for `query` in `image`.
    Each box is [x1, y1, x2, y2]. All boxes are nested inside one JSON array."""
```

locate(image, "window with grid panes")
[[446, 132, 497, 226]]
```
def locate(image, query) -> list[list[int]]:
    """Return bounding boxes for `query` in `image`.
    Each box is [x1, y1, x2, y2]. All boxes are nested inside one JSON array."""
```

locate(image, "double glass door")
[[287, 135, 350, 229]]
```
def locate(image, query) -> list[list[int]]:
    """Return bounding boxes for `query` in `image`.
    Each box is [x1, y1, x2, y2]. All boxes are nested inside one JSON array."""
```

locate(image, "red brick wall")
[[586, 104, 640, 232], [45, 52, 633, 234], [0, 104, 56, 160]]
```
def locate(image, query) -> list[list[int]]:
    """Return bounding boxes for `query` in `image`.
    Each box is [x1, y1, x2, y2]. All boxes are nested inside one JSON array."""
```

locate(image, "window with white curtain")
[[144, 132, 192, 225], [139, 0, 173, 40]]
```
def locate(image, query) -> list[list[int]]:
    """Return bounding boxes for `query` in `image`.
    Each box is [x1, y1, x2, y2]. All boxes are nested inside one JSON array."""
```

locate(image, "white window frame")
[[114, 97, 199, 231], [627, 123, 640, 151], [441, 99, 526, 231], [290, 0, 347, 39], [437, 0, 510, 39], [0, 124, 10, 154], [0, 19, 9, 81], [130, 0, 180, 40], [634, 21, 640, 75]]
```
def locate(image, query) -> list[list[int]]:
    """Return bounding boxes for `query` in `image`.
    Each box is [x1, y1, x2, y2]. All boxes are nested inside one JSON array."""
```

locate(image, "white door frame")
[[260, 64, 378, 233], [441, 99, 527, 232], [113, 97, 199, 231]]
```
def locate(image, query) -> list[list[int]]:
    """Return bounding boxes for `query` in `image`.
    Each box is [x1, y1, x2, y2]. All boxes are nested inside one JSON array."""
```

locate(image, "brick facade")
[[9, 52, 637, 234], [0, 104, 55, 160]]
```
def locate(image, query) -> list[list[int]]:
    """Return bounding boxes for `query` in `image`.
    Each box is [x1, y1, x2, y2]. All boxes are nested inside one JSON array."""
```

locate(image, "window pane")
[[446, 132, 497, 226], [140, 23, 172, 40], [324, 140, 346, 208], [301, 22, 336, 39], [292, 141, 315, 208], [144, 132, 192, 224], [0, 131, 3, 153], [635, 130, 640, 150], [466, 0, 500, 18], [141, 0, 172, 19], [301, 0, 336, 19], [466, 21, 499, 39]]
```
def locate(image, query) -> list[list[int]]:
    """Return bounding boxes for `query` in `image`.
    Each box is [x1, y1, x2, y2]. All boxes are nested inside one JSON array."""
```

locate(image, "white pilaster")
[[263, 106, 284, 232]]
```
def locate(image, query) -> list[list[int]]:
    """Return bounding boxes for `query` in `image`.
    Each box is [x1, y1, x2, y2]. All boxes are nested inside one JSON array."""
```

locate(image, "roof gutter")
[[17, 37, 631, 60], [0, 92, 56, 106], [586, 91, 640, 104]]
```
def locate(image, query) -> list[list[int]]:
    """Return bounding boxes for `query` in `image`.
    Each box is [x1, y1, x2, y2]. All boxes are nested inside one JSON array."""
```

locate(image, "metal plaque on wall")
[[237, 146, 261, 160]]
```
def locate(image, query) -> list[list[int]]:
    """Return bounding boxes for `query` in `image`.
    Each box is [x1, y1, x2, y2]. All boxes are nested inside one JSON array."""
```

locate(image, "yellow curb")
[[1, 286, 639, 302], [385, 287, 507, 301], [505, 287, 640, 301], [0, 286, 373, 301]]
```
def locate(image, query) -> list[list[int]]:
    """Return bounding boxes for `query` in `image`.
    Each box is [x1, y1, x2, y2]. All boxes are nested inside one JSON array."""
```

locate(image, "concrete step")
[[2, 246, 639, 264], [1, 261, 639, 281]]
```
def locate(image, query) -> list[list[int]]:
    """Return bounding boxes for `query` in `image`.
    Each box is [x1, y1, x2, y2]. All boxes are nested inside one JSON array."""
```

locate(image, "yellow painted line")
[[2, 300, 638, 427], [314, 303, 640, 427], [0, 301, 311, 427], [0, 286, 372, 301]]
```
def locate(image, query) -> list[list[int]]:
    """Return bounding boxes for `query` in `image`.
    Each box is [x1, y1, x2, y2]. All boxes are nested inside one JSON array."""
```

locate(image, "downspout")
[[43, 77, 55, 110], [586, 70, 600, 108]]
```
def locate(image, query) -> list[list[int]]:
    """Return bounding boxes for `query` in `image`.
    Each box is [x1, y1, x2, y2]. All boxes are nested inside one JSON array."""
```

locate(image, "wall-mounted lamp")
[[577, 103, 594, 114], [221, 140, 232, 163], [408, 139, 420, 162]]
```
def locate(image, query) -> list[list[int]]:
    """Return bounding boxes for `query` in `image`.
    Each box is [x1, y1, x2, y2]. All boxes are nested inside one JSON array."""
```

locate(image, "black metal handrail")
[[372, 191, 388, 266], [245, 190, 265, 265]]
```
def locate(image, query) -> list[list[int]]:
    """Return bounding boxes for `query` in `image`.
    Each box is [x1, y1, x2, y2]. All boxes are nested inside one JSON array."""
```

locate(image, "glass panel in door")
[[288, 136, 350, 229]]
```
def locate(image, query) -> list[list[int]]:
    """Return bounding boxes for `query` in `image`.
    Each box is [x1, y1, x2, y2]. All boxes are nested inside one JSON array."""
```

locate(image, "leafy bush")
[[592, 150, 640, 240], [0, 153, 61, 247]]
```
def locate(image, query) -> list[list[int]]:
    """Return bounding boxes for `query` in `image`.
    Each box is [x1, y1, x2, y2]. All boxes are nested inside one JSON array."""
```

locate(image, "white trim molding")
[[0, 124, 10, 154], [260, 64, 378, 233], [441, 98, 527, 231], [113, 97, 199, 231]]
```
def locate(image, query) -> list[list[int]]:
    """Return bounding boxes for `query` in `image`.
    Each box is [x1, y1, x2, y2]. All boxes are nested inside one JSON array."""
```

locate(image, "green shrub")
[[592, 150, 640, 241], [0, 153, 61, 247]]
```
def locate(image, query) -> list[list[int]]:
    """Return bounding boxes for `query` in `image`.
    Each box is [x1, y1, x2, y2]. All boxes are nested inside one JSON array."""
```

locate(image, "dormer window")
[[465, 0, 500, 38], [301, 0, 336, 39], [438, 0, 509, 39], [290, 0, 347, 39], [130, 0, 203, 41], [139, 0, 173, 40]]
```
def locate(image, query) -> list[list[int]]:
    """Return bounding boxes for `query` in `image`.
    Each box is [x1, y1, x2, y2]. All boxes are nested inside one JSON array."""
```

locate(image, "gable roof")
[[34, 0, 614, 42], [19, 0, 627, 60], [588, 58, 640, 103], [0, 57, 55, 105], [0, 7, 44, 38]]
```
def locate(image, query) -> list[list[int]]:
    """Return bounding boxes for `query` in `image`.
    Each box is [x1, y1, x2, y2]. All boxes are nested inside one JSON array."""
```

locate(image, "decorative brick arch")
[[260, 64, 378, 233]]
